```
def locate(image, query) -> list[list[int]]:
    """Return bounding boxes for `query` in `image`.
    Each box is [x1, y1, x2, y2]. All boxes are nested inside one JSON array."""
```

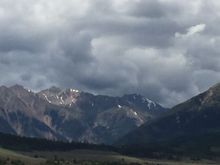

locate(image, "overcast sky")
[[1, 0, 220, 107]]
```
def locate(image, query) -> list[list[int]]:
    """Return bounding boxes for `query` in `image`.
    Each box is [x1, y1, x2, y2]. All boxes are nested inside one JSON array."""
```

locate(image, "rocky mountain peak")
[[38, 87, 81, 106], [10, 84, 24, 90], [47, 86, 63, 94], [10, 84, 32, 96], [196, 83, 220, 106], [122, 94, 163, 112]]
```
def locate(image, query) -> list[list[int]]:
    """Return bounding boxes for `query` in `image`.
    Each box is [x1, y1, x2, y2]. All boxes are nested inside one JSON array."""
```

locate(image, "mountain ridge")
[[115, 83, 220, 156], [0, 84, 166, 144]]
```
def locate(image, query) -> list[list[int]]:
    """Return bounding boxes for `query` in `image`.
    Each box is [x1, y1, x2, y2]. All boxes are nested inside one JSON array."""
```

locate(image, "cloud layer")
[[1, 0, 220, 107]]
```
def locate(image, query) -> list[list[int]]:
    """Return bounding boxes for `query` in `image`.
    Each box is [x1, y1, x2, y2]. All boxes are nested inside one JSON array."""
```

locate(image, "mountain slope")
[[39, 88, 166, 144], [0, 85, 166, 144], [116, 83, 220, 155], [0, 85, 62, 139]]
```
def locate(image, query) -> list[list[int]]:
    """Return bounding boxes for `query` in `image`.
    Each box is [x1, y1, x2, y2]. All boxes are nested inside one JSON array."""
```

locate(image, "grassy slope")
[[0, 148, 45, 165], [0, 147, 219, 165], [22, 149, 220, 165]]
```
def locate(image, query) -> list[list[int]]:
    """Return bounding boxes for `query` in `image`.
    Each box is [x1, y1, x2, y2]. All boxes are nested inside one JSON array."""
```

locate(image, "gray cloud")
[[0, 0, 220, 107]]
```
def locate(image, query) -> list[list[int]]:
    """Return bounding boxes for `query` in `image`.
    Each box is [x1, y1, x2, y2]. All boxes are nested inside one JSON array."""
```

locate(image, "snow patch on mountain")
[[39, 87, 81, 106], [142, 97, 157, 109], [43, 94, 52, 103], [118, 105, 122, 108]]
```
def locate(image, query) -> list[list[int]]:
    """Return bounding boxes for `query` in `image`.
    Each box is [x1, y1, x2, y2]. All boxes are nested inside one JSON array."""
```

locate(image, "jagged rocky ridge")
[[0, 85, 166, 144]]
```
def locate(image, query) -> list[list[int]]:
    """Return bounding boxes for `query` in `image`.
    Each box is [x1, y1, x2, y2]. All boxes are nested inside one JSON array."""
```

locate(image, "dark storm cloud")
[[1, 0, 220, 107], [124, 0, 181, 18]]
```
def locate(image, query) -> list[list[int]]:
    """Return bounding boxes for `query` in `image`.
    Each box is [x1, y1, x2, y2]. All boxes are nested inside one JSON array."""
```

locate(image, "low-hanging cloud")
[[1, 0, 220, 107]]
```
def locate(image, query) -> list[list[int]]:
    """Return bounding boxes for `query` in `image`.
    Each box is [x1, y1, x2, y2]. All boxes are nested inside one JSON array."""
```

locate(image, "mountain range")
[[1, 82, 220, 156], [117, 83, 220, 156], [0, 84, 166, 144]]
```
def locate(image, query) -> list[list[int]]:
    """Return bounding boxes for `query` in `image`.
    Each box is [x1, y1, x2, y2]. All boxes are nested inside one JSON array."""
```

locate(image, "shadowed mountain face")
[[0, 85, 166, 144], [116, 83, 220, 154]]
